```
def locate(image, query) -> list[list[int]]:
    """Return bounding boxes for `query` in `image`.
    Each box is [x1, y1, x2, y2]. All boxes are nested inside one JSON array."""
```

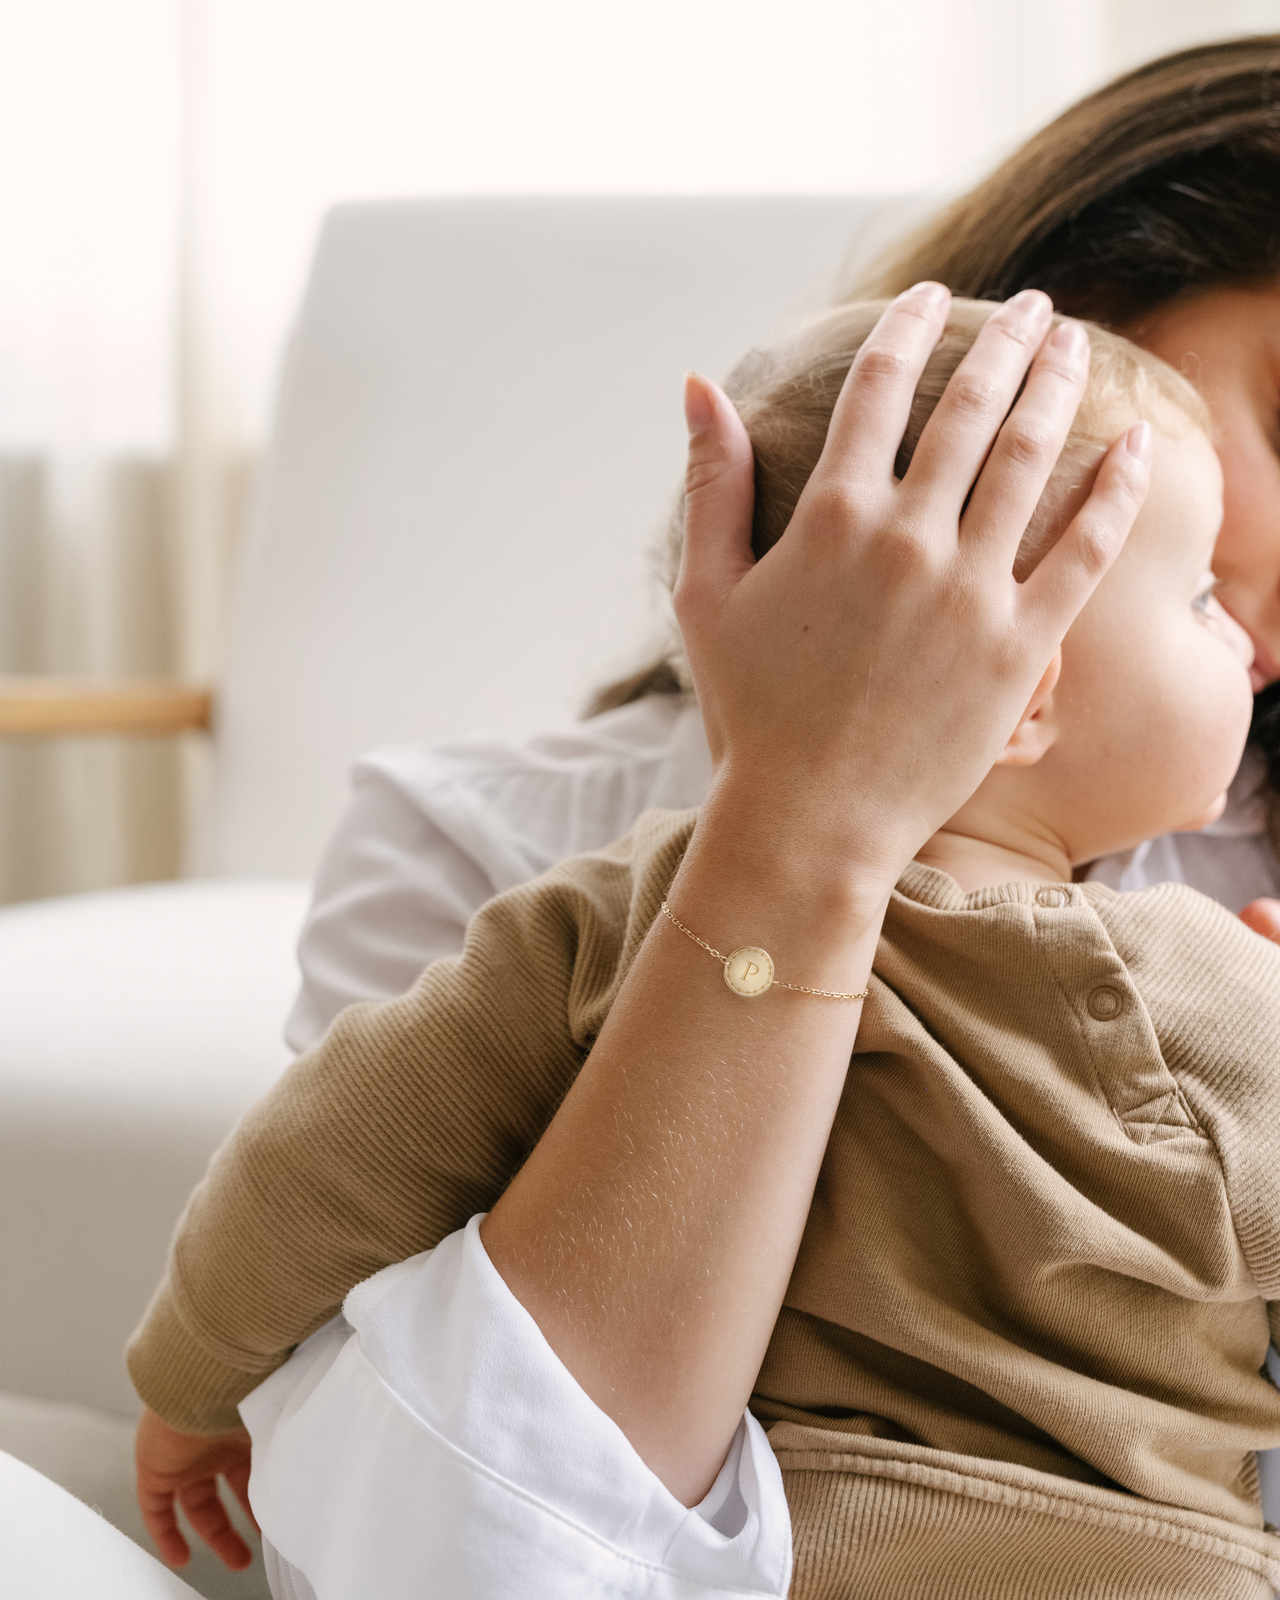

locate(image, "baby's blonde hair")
[[588, 298, 1209, 713], [734, 297, 1208, 577]]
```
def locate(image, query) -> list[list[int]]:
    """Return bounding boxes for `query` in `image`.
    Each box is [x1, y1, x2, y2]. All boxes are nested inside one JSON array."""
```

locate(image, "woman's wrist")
[[671, 781, 898, 997], [688, 770, 909, 927]]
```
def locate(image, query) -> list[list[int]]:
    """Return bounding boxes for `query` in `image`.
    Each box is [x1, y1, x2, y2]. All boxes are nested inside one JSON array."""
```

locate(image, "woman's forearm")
[[482, 287, 1146, 1505], [481, 782, 894, 1504]]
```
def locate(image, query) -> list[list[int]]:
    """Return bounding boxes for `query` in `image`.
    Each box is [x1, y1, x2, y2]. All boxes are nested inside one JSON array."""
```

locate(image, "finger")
[[960, 319, 1091, 552], [224, 1460, 260, 1531], [905, 289, 1055, 502], [1019, 421, 1151, 637], [674, 372, 755, 609], [1240, 899, 1280, 941], [814, 281, 951, 485], [177, 1478, 254, 1571], [137, 1479, 192, 1568]]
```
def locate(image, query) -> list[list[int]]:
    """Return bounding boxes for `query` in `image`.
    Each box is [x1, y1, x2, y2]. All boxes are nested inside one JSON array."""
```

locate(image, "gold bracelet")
[[659, 901, 868, 1001]]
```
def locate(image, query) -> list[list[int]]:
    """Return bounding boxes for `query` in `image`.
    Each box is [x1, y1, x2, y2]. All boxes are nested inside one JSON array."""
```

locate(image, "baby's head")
[[716, 298, 1255, 866]]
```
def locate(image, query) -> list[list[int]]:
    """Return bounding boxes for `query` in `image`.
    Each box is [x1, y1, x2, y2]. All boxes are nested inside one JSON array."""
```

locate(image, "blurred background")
[[8, 4, 1280, 1595], [1, 0, 1278, 905]]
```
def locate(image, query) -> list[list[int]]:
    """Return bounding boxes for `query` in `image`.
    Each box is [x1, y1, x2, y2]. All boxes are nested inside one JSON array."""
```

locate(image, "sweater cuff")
[[125, 1281, 282, 1436]]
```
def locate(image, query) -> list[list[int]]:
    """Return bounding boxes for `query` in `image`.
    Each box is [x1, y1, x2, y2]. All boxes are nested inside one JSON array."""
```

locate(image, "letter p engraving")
[[725, 946, 774, 997]]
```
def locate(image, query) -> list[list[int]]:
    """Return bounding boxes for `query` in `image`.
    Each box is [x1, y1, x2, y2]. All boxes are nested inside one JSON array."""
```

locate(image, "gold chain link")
[[660, 902, 726, 962], [659, 901, 868, 1002]]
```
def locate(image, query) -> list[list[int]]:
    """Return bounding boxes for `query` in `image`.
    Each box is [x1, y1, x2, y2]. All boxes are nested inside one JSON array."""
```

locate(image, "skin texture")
[[1123, 286, 1280, 940]]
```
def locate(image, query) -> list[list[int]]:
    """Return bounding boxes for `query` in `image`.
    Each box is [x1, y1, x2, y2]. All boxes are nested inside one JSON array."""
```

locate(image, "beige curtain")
[[0, 449, 252, 904], [0, 456, 181, 901], [0, 0, 252, 907]]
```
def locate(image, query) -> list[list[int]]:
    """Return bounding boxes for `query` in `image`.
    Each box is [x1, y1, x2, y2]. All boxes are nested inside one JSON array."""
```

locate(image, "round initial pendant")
[[724, 946, 774, 997]]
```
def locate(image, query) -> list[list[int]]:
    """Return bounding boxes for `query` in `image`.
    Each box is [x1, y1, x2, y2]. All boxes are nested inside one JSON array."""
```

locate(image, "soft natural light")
[[189, 0, 1113, 434], [3, 0, 1280, 445], [0, 2, 179, 449]]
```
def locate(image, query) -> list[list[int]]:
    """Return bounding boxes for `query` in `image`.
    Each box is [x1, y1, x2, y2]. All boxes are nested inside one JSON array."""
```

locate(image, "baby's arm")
[[127, 852, 627, 1433], [128, 842, 638, 1567]]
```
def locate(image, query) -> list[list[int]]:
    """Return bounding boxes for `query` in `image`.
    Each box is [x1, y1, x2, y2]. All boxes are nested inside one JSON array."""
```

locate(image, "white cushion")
[[0, 1390, 270, 1600], [0, 880, 308, 1414], [0, 1447, 201, 1599]]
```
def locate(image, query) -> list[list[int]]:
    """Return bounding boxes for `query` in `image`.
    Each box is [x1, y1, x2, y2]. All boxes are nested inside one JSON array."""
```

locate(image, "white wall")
[[4, 0, 1279, 453], [186, 0, 1199, 437]]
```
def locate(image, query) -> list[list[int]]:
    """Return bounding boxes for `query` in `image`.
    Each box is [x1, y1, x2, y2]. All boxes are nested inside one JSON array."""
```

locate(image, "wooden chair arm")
[[0, 678, 213, 737]]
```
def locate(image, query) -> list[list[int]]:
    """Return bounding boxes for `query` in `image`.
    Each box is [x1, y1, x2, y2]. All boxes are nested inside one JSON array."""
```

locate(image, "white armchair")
[[0, 194, 910, 1596]]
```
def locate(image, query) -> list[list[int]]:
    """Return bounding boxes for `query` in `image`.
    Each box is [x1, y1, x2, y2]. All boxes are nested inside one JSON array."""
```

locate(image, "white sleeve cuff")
[[241, 1215, 792, 1599]]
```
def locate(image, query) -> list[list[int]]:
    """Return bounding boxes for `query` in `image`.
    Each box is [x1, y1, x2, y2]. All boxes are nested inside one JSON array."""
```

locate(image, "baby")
[[130, 302, 1280, 1599]]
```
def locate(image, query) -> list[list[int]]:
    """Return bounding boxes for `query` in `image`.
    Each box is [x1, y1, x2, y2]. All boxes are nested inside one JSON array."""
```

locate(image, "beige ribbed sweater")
[[129, 810, 1280, 1596]]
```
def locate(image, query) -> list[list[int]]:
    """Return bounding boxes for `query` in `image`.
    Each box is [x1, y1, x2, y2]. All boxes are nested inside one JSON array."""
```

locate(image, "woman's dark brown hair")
[[865, 34, 1280, 322], [591, 33, 1280, 816], [874, 35, 1280, 834]]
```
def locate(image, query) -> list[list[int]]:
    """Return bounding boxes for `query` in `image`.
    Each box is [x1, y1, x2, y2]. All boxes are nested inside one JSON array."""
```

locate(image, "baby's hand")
[[1240, 898, 1280, 942], [134, 1405, 256, 1571]]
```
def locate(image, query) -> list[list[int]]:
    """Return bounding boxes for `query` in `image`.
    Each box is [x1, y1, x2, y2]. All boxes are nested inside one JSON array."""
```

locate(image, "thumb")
[[676, 373, 755, 609]]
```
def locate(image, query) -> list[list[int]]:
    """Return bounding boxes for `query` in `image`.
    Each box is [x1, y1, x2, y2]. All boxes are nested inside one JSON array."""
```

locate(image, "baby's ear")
[[995, 649, 1060, 768]]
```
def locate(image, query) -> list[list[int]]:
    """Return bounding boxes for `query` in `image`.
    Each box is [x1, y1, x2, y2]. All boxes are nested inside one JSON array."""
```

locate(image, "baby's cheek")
[[1154, 659, 1249, 826]]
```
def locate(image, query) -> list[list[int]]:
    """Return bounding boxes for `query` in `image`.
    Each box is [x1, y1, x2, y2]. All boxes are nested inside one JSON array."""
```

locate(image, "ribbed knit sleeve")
[[1091, 880, 1280, 1304], [126, 810, 695, 1434]]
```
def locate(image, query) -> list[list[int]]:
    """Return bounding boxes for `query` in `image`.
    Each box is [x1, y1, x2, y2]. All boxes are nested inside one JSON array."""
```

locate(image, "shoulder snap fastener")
[[1087, 985, 1123, 1021], [1036, 886, 1068, 908], [725, 946, 774, 997]]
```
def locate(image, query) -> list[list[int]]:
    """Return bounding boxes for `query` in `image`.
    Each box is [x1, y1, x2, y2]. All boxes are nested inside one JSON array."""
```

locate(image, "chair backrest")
[[199, 194, 922, 877]]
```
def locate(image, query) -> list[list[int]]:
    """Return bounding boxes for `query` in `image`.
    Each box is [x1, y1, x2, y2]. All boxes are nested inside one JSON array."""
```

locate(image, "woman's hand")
[[680, 283, 1153, 909], [135, 1406, 256, 1571]]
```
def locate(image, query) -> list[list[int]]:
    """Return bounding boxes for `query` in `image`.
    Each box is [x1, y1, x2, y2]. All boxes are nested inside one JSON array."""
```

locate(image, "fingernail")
[[1126, 420, 1153, 463], [1005, 288, 1052, 320], [1049, 319, 1089, 361], [684, 372, 715, 435], [896, 281, 949, 308]]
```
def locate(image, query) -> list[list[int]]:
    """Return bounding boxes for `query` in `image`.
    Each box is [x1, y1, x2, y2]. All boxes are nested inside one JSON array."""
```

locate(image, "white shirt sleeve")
[[285, 697, 713, 1054], [283, 758, 497, 1054], [241, 1217, 792, 1600]]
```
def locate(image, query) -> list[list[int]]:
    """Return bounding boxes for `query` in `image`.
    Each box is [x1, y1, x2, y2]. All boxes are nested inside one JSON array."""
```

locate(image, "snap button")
[[724, 946, 774, 997], [1036, 887, 1068, 908], [1087, 986, 1123, 1021]]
